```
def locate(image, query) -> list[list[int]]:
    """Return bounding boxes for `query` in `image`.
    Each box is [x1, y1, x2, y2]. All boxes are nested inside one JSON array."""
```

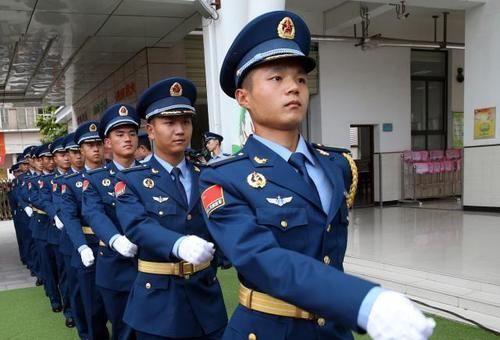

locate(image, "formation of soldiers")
[[5, 10, 435, 340]]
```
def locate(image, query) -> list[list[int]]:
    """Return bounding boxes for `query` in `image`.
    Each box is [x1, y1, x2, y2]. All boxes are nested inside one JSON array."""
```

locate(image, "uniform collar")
[[252, 134, 315, 165], [154, 154, 188, 176]]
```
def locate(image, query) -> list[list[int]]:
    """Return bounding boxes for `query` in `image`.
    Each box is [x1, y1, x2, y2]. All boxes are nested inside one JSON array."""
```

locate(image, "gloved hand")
[[178, 235, 215, 265], [24, 206, 33, 217], [54, 215, 64, 230], [79, 247, 95, 267], [111, 235, 138, 258], [367, 291, 435, 340]]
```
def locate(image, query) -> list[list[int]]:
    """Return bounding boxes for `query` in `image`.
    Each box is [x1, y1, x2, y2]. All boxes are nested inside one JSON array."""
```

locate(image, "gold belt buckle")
[[180, 262, 194, 279]]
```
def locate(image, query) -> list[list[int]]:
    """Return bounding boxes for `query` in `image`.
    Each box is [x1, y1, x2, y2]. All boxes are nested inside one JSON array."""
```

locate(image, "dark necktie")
[[288, 152, 321, 203], [171, 167, 188, 206]]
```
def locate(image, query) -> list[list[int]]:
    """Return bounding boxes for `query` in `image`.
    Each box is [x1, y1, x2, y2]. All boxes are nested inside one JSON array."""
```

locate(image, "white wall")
[[318, 43, 411, 201], [318, 43, 411, 152], [463, 2, 500, 207], [448, 49, 465, 147]]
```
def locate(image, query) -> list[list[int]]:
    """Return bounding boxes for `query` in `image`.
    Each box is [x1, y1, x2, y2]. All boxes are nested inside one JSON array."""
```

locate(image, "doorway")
[[350, 125, 374, 207]]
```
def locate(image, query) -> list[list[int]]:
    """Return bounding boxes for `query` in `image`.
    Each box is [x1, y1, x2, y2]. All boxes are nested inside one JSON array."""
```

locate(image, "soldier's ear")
[[235, 88, 249, 110], [146, 122, 155, 142]]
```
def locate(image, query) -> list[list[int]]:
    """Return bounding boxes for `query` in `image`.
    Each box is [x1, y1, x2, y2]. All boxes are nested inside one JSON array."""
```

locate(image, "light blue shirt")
[[253, 134, 381, 330], [154, 154, 192, 259], [253, 134, 332, 214], [141, 153, 153, 163]]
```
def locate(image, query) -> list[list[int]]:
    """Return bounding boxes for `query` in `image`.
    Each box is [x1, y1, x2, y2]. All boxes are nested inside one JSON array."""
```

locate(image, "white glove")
[[367, 291, 435, 340], [79, 247, 95, 267], [54, 215, 64, 230], [24, 206, 33, 217], [111, 235, 138, 258], [177, 235, 215, 265]]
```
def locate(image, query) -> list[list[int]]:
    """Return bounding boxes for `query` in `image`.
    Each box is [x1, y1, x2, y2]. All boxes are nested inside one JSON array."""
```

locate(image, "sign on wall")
[[474, 107, 496, 140]]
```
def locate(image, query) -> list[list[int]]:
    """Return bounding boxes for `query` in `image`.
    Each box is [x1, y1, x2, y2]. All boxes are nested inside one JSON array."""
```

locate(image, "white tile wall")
[[463, 146, 500, 207]]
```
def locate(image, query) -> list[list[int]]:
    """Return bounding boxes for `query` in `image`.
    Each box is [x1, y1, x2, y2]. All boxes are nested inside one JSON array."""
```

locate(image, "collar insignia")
[[266, 195, 293, 207], [253, 156, 268, 164]]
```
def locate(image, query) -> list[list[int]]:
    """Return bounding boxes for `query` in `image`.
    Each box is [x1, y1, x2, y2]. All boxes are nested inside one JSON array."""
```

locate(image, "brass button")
[[99, 252, 103, 256], [159, 211, 164, 216], [326, 224, 332, 232], [145, 282, 151, 289], [280, 220, 288, 228], [346, 216, 350, 222], [317, 318, 326, 327], [323, 256, 330, 265], [248, 333, 257, 340], [187, 214, 192, 221], [112, 202, 115, 206]]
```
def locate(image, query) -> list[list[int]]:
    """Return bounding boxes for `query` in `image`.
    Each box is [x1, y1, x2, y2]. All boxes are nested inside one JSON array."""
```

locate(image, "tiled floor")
[[347, 205, 500, 285]]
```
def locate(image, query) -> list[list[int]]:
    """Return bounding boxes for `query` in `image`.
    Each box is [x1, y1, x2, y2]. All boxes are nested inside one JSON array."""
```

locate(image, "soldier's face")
[[80, 141, 104, 164], [69, 149, 84, 168], [106, 126, 138, 159], [20, 163, 28, 172], [33, 158, 43, 172], [42, 156, 55, 172], [147, 116, 192, 157], [205, 139, 218, 152], [134, 145, 148, 161], [236, 59, 309, 132], [53, 151, 70, 171]]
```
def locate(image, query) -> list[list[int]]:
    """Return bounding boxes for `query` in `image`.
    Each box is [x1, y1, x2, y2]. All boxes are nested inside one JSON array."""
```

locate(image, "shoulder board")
[[65, 172, 80, 179], [208, 153, 247, 167], [87, 167, 107, 175], [312, 143, 351, 155], [121, 163, 149, 173]]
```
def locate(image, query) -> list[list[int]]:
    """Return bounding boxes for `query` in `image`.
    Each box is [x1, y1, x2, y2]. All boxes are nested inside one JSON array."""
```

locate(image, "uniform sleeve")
[[199, 167, 376, 332], [17, 180, 30, 210], [82, 178, 120, 245], [59, 179, 87, 249], [115, 173, 184, 260]]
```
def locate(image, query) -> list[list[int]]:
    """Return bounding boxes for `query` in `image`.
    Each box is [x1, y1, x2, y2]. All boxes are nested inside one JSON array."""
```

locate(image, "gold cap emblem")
[[277, 17, 295, 40], [170, 82, 183, 97], [89, 123, 97, 132], [119, 106, 128, 116], [247, 171, 267, 189]]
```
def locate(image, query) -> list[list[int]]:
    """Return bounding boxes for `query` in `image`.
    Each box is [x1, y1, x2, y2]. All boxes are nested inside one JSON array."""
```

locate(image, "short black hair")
[[138, 132, 152, 151]]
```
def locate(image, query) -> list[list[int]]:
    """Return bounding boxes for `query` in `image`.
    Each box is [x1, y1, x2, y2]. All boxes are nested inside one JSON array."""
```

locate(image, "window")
[[410, 50, 447, 150]]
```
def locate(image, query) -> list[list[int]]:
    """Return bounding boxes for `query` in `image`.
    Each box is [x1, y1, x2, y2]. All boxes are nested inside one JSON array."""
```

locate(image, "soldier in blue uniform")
[[204, 132, 230, 164], [29, 143, 63, 312], [82, 103, 141, 340], [9, 155, 28, 264], [199, 11, 435, 340], [59, 132, 89, 338], [59, 122, 109, 340], [45, 137, 76, 328], [15, 146, 38, 279], [114, 77, 228, 340]]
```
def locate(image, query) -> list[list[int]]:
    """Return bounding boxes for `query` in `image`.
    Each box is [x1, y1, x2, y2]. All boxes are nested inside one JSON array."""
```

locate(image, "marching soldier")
[[82, 103, 141, 340], [114, 77, 228, 339], [29, 143, 63, 313], [43, 137, 76, 328], [59, 133, 89, 338], [59, 122, 109, 340], [199, 11, 435, 340]]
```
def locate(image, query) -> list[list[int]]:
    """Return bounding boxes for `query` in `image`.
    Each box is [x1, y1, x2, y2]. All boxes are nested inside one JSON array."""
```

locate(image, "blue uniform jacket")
[[82, 161, 137, 292], [37, 172, 61, 245], [199, 136, 377, 339], [28, 174, 50, 241], [115, 157, 227, 338], [57, 169, 77, 256], [60, 170, 99, 268]]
